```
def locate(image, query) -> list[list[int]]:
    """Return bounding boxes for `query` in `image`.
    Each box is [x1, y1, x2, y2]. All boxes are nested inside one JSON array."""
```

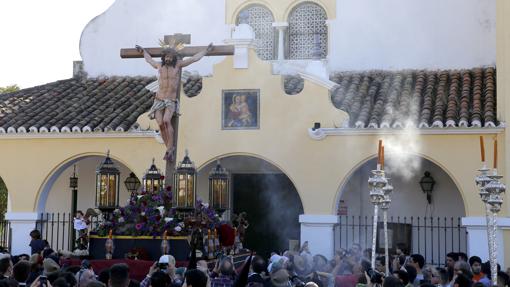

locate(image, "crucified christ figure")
[[136, 43, 213, 161]]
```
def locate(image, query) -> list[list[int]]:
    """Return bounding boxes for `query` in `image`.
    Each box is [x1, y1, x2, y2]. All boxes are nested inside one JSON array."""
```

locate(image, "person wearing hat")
[[42, 258, 60, 276], [141, 255, 178, 287]]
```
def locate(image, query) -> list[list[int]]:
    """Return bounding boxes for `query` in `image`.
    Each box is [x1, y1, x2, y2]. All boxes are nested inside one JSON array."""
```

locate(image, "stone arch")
[[333, 153, 468, 217], [283, 0, 330, 20], [235, 4, 276, 60], [36, 152, 138, 212], [196, 152, 304, 257], [230, 0, 276, 24], [287, 1, 328, 59], [197, 152, 303, 204], [332, 153, 469, 265]]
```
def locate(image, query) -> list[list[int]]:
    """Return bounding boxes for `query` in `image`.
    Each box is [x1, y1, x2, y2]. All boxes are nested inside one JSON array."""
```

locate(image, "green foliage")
[[0, 178, 7, 221], [0, 85, 19, 94]]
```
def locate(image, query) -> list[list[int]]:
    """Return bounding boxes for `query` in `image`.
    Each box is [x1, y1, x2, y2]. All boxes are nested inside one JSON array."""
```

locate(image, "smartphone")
[[40, 275, 47, 287]]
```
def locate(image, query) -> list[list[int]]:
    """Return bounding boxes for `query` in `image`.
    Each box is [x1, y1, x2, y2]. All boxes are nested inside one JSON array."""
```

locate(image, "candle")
[[108, 229, 113, 239], [163, 230, 168, 241], [480, 136, 485, 162], [378, 140, 382, 166], [494, 137, 498, 169], [381, 146, 385, 170]]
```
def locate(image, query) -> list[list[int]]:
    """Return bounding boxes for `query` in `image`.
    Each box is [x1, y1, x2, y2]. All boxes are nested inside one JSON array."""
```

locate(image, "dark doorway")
[[233, 173, 303, 258]]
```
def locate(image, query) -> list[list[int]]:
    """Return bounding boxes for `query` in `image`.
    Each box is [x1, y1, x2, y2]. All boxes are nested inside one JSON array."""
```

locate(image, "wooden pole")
[[120, 45, 234, 58]]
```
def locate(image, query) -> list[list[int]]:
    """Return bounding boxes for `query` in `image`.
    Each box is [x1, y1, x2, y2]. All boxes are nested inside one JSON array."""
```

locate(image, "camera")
[[158, 263, 168, 270], [40, 275, 48, 287]]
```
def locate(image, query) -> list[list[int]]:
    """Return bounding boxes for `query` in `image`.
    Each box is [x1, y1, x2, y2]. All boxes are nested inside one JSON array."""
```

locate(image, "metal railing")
[[0, 220, 11, 251], [35, 213, 101, 252], [334, 216, 467, 266]]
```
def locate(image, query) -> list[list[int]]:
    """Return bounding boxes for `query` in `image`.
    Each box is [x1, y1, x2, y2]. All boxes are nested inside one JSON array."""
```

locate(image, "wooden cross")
[[120, 34, 234, 58], [120, 33, 234, 186]]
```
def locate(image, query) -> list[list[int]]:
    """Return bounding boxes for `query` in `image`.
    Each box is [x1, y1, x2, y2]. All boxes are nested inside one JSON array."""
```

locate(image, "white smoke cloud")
[[382, 121, 422, 181]]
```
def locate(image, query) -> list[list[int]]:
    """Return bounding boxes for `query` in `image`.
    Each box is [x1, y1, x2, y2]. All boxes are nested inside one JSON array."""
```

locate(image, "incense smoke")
[[382, 124, 422, 182]]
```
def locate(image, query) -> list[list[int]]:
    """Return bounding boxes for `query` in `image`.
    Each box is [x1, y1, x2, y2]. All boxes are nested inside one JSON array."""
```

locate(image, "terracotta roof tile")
[[1, 68, 499, 133], [331, 67, 497, 128], [0, 77, 156, 133]]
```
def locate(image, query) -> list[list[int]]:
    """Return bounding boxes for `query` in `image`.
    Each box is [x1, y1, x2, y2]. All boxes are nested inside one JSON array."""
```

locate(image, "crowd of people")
[[0, 230, 507, 287]]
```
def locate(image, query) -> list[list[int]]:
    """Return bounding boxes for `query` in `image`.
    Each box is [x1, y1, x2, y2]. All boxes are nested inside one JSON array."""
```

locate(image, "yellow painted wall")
[[497, 0, 510, 264], [0, 136, 163, 212], [226, 0, 336, 24], [44, 156, 134, 213], [176, 49, 505, 217], [497, 0, 510, 192]]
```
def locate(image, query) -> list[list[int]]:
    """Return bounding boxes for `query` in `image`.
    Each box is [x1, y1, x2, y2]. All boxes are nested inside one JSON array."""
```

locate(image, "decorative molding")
[[308, 127, 505, 140], [272, 22, 289, 28], [462, 216, 510, 229], [5, 212, 39, 221], [0, 131, 159, 140], [272, 61, 337, 90], [299, 214, 339, 225]]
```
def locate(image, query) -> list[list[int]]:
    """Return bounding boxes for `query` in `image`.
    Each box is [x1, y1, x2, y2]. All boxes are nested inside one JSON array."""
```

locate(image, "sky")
[[0, 0, 115, 89]]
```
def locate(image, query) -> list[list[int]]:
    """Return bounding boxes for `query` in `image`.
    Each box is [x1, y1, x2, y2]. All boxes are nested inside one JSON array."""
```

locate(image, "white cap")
[[158, 255, 176, 265]]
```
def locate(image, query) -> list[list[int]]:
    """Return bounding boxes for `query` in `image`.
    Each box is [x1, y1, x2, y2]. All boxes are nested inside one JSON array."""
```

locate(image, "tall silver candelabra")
[[475, 165, 506, 286], [368, 168, 387, 269], [475, 165, 494, 282], [380, 182, 393, 276]]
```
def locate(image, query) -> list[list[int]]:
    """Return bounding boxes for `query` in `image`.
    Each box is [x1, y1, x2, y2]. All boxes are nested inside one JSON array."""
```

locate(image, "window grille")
[[288, 2, 328, 59], [237, 5, 276, 60]]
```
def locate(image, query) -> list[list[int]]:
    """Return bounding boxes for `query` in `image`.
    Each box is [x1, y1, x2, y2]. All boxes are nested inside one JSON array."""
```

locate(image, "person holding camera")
[[210, 256, 236, 287], [141, 255, 177, 287]]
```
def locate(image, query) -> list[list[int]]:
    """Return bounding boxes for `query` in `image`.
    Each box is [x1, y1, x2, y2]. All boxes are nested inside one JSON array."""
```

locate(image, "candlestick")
[[493, 137, 497, 169], [378, 140, 382, 165], [480, 136, 485, 162], [381, 146, 385, 170]]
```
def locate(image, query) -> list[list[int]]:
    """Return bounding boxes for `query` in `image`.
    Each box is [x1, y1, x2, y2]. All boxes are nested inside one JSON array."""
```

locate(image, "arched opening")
[[37, 155, 140, 252], [236, 4, 276, 60], [39, 155, 139, 213], [288, 2, 328, 59], [335, 156, 467, 266], [198, 155, 303, 258]]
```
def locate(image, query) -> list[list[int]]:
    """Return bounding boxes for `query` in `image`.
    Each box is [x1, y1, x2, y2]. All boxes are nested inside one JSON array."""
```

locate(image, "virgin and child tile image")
[[222, 89, 259, 130]]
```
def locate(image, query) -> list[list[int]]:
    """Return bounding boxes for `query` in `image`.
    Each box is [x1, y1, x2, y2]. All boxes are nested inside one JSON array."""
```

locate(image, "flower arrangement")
[[93, 186, 221, 237]]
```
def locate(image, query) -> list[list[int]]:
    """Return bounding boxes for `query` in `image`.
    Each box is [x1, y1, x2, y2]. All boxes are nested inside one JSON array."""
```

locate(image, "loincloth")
[[147, 98, 180, 120]]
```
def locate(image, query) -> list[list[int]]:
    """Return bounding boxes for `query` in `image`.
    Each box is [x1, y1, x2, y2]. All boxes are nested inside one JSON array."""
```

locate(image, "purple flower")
[[135, 223, 144, 230]]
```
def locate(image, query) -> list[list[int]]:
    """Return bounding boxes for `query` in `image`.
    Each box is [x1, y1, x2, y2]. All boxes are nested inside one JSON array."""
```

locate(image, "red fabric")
[[219, 224, 235, 246], [335, 275, 358, 287], [66, 259, 188, 282]]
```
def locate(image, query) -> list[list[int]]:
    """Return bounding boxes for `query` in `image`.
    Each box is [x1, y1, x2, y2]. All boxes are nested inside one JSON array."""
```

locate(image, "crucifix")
[[121, 34, 234, 185]]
